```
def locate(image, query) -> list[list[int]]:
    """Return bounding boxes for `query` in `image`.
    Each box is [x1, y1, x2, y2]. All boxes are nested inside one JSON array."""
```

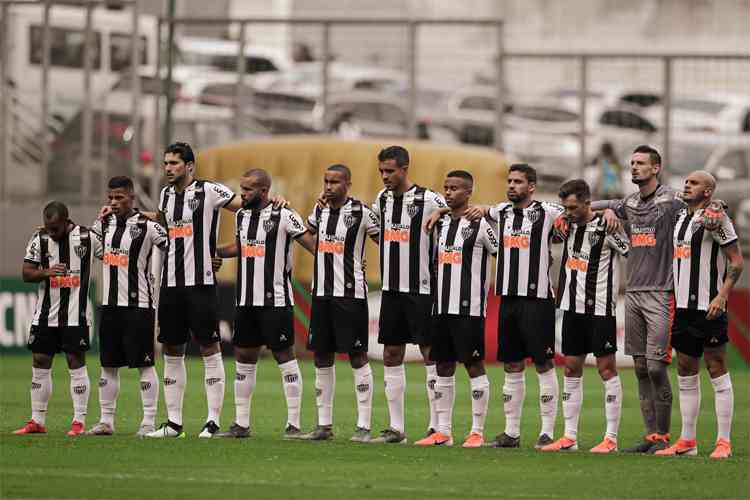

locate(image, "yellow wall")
[[197, 136, 510, 285]]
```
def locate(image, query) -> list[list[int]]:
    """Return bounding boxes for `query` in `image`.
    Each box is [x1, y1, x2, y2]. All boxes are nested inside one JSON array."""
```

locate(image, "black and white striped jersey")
[[373, 185, 446, 295], [23, 225, 93, 327], [235, 205, 308, 307], [489, 200, 565, 299], [556, 215, 629, 316], [673, 208, 738, 311], [307, 198, 380, 299], [91, 212, 168, 309], [435, 215, 498, 317], [158, 179, 235, 287]]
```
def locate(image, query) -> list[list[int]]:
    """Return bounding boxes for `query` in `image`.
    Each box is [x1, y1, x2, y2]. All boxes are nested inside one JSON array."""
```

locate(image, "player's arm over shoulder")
[[479, 218, 499, 255], [207, 181, 238, 211]]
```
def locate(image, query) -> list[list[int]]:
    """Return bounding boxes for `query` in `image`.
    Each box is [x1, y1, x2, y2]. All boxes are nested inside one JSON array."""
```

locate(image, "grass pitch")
[[1, 354, 748, 500]]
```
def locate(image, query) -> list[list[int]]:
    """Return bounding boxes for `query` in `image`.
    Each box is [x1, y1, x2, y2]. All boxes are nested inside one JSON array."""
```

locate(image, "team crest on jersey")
[[343, 214, 357, 228], [188, 197, 200, 211], [526, 208, 541, 224], [406, 203, 420, 218], [460, 225, 474, 240], [74, 245, 87, 258], [129, 225, 143, 239], [588, 231, 602, 246], [263, 218, 276, 233]]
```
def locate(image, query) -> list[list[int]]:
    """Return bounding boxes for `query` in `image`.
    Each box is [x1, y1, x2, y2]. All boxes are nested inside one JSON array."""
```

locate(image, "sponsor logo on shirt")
[[673, 244, 691, 260], [504, 233, 530, 249], [319, 238, 345, 254], [168, 222, 193, 239], [241, 243, 266, 258], [384, 225, 410, 242], [631, 226, 657, 247], [438, 249, 463, 265], [50, 274, 81, 288]]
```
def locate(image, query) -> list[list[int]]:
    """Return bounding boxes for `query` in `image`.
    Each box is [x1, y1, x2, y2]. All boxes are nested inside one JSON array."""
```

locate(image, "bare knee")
[[704, 348, 728, 379], [32, 353, 53, 370], [199, 342, 221, 357], [420, 345, 434, 366], [383, 345, 405, 366], [676, 352, 700, 377], [234, 346, 259, 365], [436, 362, 456, 377], [349, 352, 368, 369], [504, 361, 525, 374], [163, 343, 186, 357], [534, 359, 554, 374], [564, 356, 585, 378], [272, 347, 296, 365], [596, 355, 617, 380], [314, 352, 335, 368], [464, 360, 486, 378], [65, 352, 86, 369]]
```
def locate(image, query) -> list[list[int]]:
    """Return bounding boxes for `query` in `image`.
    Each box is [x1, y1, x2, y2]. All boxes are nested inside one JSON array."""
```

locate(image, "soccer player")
[[14, 202, 93, 436], [654, 171, 744, 459], [146, 142, 245, 439], [370, 145, 448, 444], [592, 145, 723, 453], [86, 176, 168, 437], [414, 170, 497, 448], [541, 179, 629, 453], [215, 168, 316, 439], [300, 164, 380, 442]]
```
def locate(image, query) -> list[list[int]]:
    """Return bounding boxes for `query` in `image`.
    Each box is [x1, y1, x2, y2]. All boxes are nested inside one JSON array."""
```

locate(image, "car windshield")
[[673, 99, 727, 115], [510, 106, 578, 123]]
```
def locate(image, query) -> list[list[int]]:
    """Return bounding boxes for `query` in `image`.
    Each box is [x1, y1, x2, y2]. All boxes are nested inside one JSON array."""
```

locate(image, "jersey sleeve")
[[605, 228, 630, 256], [591, 198, 627, 219], [90, 219, 104, 259], [479, 218, 499, 255], [487, 202, 510, 221], [24, 233, 42, 265], [284, 209, 308, 239], [148, 220, 169, 251], [363, 205, 380, 238], [307, 207, 319, 233], [710, 212, 739, 246], [372, 189, 386, 215], [206, 181, 236, 210], [426, 190, 447, 214]]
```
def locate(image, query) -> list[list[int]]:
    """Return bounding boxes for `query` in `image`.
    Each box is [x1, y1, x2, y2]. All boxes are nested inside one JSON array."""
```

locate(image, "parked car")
[[704, 144, 750, 216], [734, 198, 750, 253], [175, 36, 292, 75], [668, 94, 750, 134]]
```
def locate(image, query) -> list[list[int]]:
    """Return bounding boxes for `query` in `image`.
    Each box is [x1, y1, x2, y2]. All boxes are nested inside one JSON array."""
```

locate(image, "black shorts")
[[234, 306, 294, 352], [27, 325, 90, 355], [671, 308, 729, 358], [430, 314, 485, 364], [561, 311, 617, 357], [497, 296, 556, 364], [99, 306, 156, 368], [378, 291, 433, 346], [157, 285, 220, 347], [308, 297, 368, 354]]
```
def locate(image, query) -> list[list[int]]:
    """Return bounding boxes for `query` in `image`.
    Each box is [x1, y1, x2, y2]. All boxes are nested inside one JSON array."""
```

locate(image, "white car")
[[175, 36, 292, 75]]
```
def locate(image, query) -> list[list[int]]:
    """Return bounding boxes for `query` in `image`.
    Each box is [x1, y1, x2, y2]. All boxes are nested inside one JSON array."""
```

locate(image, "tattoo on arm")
[[727, 264, 743, 284]]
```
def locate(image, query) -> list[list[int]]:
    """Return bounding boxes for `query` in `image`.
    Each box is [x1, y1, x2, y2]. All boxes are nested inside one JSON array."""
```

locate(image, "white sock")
[[315, 366, 335, 426], [69, 366, 90, 424], [435, 376, 455, 436], [138, 366, 159, 428], [678, 374, 701, 441], [503, 371, 525, 438], [30, 367, 52, 426], [384, 365, 406, 433], [603, 375, 622, 441], [234, 362, 257, 429], [562, 376, 582, 440], [163, 355, 186, 426], [711, 373, 733, 442], [98, 367, 119, 427], [203, 352, 225, 424], [279, 359, 302, 429], [470, 374, 490, 435], [538, 369, 559, 438], [426, 364, 438, 431], [353, 364, 373, 430]]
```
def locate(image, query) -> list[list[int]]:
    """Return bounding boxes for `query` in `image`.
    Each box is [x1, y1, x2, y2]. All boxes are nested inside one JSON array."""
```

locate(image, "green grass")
[[1, 354, 748, 500]]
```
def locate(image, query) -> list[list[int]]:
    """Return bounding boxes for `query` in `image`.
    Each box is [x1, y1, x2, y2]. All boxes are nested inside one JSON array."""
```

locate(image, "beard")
[[242, 195, 262, 209]]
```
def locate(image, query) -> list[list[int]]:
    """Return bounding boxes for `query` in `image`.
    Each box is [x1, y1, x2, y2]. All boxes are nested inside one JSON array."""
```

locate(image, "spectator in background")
[[292, 42, 315, 62], [590, 142, 624, 200]]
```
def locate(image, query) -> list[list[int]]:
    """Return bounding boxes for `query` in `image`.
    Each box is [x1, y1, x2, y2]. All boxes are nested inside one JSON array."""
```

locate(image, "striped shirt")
[[673, 208, 738, 311], [235, 205, 308, 307], [556, 215, 629, 316], [308, 198, 380, 299], [435, 215, 498, 317], [91, 212, 169, 309], [489, 200, 565, 299], [158, 179, 235, 288], [23, 224, 93, 327], [373, 185, 446, 295]]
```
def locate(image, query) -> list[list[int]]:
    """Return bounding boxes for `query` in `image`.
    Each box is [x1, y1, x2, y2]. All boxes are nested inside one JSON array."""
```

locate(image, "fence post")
[[407, 20, 417, 139], [152, 17, 162, 207], [320, 21, 330, 133], [578, 55, 588, 177], [662, 56, 672, 173], [40, 1, 51, 199], [494, 20, 504, 151], [80, 1, 94, 203], [130, 1, 141, 181], [234, 21, 247, 138], [0, 2, 10, 202], [162, 0, 176, 149]]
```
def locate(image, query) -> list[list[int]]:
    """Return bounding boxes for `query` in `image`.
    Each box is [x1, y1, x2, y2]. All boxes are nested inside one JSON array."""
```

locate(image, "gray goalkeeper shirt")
[[591, 184, 684, 292]]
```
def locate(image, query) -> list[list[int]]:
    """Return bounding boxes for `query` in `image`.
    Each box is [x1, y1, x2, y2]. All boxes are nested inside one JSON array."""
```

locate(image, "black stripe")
[[77, 227, 91, 325], [127, 222, 147, 307], [192, 181, 206, 286], [243, 211, 261, 305], [388, 196, 403, 292], [378, 193, 386, 289], [440, 219, 459, 314], [527, 203, 545, 298], [144, 246, 154, 308], [283, 234, 293, 306], [343, 201, 361, 298], [568, 225, 587, 313], [584, 228, 605, 315], [57, 232, 70, 326], [675, 212, 692, 286], [159, 191, 170, 287], [709, 241, 720, 303], [605, 247, 615, 316], [556, 231, 570, 309], [235, 211, 245, 305], [39, 235, 51, 327], [506, 209, 523, 296], [323, 209, 340, 296], [408, 187, 426, 293], [459, 220, 480, 316], [311, 207, 320, 296], [263, 209, 281, 306], [688, 222, 704, 310], [173, 191, 185, 287], [495, 210, 506, 295], [479, 235, 489, 315], [108, 223, 126, 306]]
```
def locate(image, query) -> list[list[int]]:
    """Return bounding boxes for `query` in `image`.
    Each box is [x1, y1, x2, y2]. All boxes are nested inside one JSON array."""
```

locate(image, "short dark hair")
[[558, 179, 591, 202], [447, 169, 474, 185], [164, 141, 195, 164], [509, 163, 537, 184], [243, 168, 272, 188], [378, 145, 409, 167], [632, 145, 661, 166], [43, 201, 69, 221], [327, 164, 351, 181], [107, 176, 134, 192]]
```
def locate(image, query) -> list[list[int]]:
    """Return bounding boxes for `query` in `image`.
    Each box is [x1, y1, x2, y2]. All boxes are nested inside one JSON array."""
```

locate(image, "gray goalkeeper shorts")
[[624, 291, 673, 363]]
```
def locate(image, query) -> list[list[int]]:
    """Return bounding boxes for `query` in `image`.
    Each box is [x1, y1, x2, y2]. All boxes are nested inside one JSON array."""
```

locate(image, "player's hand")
[[602, 209, 621, 234], [706, 293, 727, 320], [44, 264, 67, 277], [701, 200, 725, 231], [98, 205, 113, 220], [211, 257, 223, 273], [424, 210, 442, 233], [553, 215, 569, 239], [270, 196, 289, 209], [316, 191, 328, 209], [464, 205, 487, 221]]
